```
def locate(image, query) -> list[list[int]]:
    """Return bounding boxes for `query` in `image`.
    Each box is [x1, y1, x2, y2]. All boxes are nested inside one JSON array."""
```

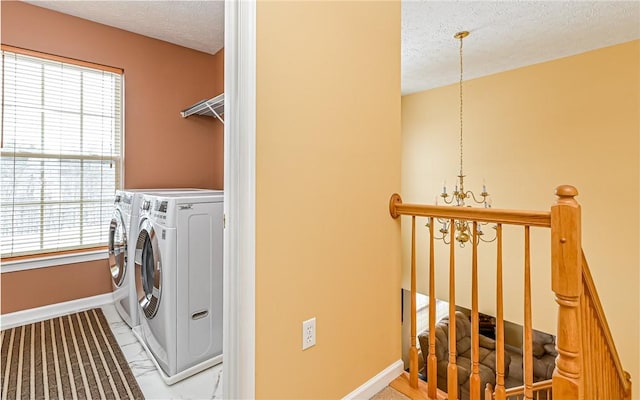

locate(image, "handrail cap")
[[555, 185, 579, 204], [389, 193, 402, 219]]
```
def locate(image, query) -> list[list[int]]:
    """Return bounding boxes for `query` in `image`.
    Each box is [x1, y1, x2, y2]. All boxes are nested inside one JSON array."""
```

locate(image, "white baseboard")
[[1, 292, 115, 330], [342, 359, 404, 400]]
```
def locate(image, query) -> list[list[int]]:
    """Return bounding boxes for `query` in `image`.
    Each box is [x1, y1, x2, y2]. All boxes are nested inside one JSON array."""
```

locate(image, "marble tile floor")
[[101, 304, 223, 400]]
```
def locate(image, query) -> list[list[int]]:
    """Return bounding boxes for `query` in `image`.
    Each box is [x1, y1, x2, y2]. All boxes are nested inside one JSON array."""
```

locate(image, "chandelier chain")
[[458, 34, 464, 178]]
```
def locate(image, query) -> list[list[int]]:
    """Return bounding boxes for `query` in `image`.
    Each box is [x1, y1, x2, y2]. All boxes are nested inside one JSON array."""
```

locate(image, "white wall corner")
[[342, 360, 404, 400]]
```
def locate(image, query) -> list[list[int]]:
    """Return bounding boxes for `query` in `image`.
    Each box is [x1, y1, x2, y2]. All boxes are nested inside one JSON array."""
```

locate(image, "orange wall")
[[1, 261, 112, 313], [255, 2, 401, 398], [1, 1, 224, 313]]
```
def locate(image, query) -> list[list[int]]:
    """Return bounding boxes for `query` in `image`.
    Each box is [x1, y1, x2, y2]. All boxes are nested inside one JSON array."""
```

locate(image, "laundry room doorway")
[[222, 1, 257, 399]]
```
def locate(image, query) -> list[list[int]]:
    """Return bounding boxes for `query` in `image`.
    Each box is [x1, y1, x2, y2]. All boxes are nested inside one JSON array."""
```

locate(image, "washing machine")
[[132, 191, 223, 384], [108, 188, 220, 328]]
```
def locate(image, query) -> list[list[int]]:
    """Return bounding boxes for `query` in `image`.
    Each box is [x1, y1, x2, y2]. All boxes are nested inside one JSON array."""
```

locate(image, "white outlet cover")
[[302, 317, 316, 350]]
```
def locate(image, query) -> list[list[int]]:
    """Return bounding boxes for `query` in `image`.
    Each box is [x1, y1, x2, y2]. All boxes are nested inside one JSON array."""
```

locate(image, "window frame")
[[1, 45, 124, 265]]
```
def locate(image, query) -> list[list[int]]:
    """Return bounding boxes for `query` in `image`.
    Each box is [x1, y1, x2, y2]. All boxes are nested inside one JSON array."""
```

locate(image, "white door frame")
[[222, 0, 256, 398]]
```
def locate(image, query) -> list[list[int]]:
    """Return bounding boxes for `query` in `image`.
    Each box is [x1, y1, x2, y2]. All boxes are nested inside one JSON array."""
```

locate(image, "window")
[[1, 48, 123, 258]]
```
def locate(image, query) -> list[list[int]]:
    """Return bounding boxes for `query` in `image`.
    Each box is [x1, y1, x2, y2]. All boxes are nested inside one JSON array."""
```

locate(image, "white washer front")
[[135, 192, 223, 382]]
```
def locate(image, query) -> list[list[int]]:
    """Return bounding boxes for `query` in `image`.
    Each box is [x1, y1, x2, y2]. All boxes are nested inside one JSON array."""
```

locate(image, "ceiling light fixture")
[[428, 31, 496, 247]]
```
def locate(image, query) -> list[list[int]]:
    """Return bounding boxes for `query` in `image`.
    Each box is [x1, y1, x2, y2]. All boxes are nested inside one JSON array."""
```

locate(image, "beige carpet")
[[1, 308, 144, 400], [370, 386, 410, 400]]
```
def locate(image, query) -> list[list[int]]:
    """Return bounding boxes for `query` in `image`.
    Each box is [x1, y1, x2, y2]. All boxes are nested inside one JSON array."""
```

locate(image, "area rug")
[[1, 308, 144, 399]]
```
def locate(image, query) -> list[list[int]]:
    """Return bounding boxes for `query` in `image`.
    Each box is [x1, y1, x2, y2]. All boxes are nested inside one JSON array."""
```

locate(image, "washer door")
[[135, 218, 162, 319], [108, 209, 127, 287]]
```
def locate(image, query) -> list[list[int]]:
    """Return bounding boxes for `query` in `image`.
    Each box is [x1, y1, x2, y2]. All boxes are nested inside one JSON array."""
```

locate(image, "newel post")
[[550, 185, 584, 399]]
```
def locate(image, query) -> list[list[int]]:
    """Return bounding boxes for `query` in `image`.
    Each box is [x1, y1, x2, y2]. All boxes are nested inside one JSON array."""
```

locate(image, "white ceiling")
[[23, 0, 225, 56], [23, 1, 640, 95], [403, 1, 640, 94]]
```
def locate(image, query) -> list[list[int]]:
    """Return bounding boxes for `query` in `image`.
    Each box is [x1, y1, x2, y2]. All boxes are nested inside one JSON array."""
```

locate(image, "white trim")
[[222, 1, 256, 399], [1, 249, 108, 273], [0, 292, 115, 330], [342, 360, 404, 400]]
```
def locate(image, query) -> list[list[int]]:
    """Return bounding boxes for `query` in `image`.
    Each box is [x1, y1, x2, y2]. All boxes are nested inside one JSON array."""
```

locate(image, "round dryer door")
[[135, 218, 162, 319], [108, 209, 127, 287]]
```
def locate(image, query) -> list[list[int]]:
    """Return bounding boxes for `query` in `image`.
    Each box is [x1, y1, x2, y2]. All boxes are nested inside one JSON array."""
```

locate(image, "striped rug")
[[1, 308, 144, 399]]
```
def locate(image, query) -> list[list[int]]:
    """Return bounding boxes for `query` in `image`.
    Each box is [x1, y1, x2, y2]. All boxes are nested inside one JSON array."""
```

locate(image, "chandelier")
[[428, 31, 496, 247]]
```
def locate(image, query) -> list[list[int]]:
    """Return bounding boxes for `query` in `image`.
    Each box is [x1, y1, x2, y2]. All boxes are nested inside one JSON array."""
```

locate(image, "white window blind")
[[1, 49, 123, 258]]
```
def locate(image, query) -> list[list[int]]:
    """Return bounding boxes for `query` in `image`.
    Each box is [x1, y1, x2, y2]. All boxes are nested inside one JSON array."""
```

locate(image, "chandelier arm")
[[428, 229, 447, 243], [441, 195, 456, 205], [464, 190, 489, 204], [477, 234, 497, 243]]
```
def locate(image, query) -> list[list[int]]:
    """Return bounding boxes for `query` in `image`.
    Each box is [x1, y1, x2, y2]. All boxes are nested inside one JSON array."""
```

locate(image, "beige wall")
[[255, 1, 401, 398], [1, 1, 223, 313], [401, 40, 639, 387]]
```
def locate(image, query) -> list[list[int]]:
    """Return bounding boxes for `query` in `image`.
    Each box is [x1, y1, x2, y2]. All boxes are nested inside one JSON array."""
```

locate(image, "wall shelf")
[[180, 93, 224, 124]]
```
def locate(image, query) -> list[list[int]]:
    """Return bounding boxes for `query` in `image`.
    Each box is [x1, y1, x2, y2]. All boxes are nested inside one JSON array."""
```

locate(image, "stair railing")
[[388, 185, 631, 400], [580, 252, 632, 399]]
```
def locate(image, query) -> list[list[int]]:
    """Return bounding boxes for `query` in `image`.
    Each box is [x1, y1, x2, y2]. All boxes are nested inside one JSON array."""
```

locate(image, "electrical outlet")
[[302, 317, 316, 350]]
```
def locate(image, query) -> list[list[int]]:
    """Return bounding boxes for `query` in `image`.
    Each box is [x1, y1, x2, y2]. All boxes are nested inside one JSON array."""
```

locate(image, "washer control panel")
[[150, 200, 168, 222]]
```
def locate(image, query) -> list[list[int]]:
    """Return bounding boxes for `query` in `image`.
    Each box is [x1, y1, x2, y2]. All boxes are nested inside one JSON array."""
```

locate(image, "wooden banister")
[[550, 185, 583, 399], [389, 194, 551, 227], [388, 186, 631, 400], [580, 252, 632, 399]]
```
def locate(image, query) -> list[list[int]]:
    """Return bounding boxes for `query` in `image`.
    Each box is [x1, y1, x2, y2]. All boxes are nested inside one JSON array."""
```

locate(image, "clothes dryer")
[[132, 191, 223, 384], [108, 190, 130, 323], [108, 189, 220, 328]]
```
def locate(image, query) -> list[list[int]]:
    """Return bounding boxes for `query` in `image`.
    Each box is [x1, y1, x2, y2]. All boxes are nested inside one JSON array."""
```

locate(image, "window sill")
[[1, 249, 108, 273]]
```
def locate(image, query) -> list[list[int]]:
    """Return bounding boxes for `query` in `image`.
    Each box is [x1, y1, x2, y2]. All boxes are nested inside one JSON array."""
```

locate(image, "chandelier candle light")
[[429, 31, 496, 246]]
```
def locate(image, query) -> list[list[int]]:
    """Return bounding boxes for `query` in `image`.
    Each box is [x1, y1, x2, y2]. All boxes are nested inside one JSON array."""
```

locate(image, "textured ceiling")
[[23, 1, 640, 95], [23, 0, 225, 56], [403, 1, 640, 94]]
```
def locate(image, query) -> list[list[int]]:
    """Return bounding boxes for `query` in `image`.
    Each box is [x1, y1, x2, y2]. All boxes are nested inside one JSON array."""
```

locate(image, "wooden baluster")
[[524, 226, 533, 400], [470, 222, 481, 399], [448, 219, 458, 400], [485, 383, 494, 400], [428, 218, 438, 399], [550, 185, 582, 399], [580, 297, 590, 399], [410, 216, 419, 388], [495, 224, 506, 400], [623, 371, 632, 400]]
